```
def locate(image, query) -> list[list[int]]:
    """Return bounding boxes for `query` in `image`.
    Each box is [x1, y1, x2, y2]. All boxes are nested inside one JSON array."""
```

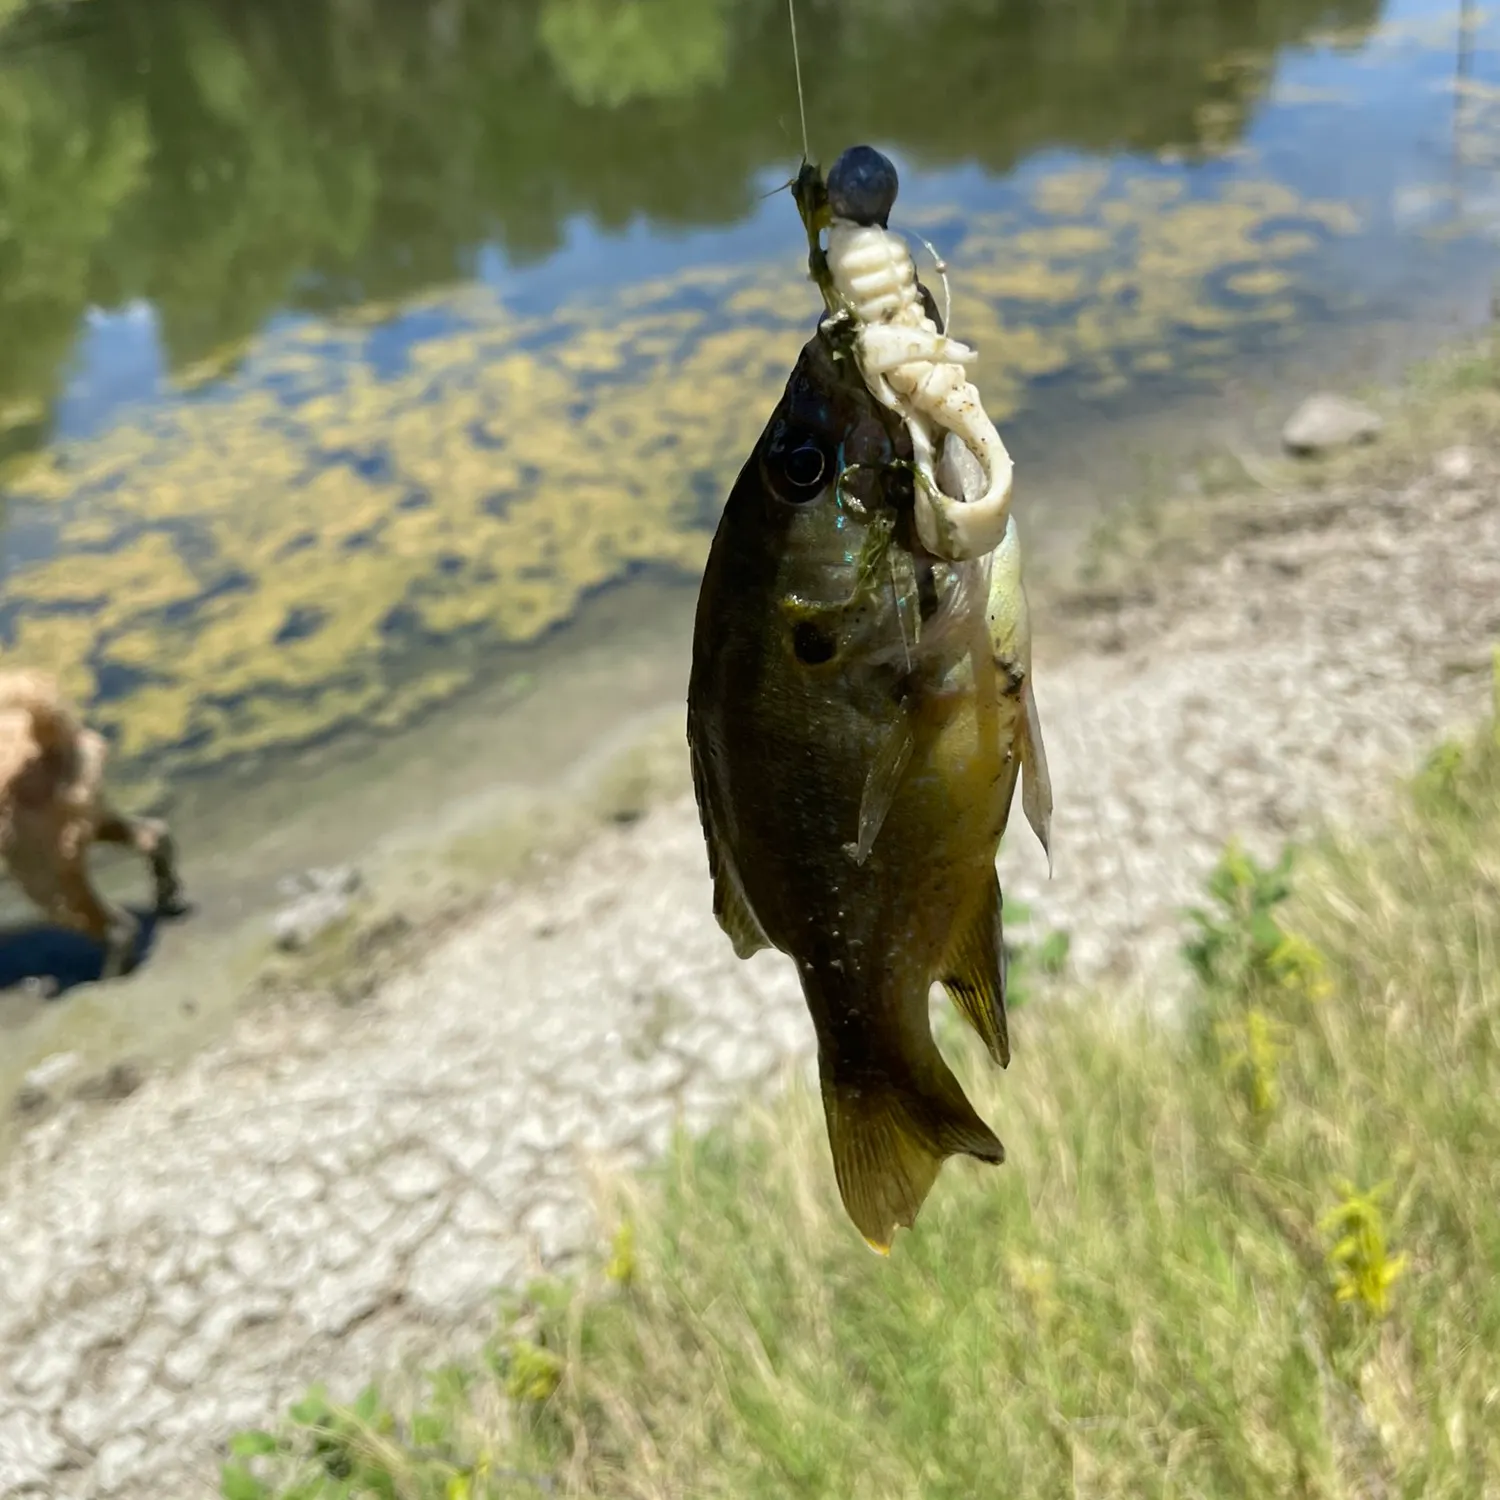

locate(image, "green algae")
[[1, 170, 1362, 780]]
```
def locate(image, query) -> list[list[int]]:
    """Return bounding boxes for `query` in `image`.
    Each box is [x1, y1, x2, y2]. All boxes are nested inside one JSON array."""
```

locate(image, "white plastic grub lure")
[[822, 145, 1014, 563]]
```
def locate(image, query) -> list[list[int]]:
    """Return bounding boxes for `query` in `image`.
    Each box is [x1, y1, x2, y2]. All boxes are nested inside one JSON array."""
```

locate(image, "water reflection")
[[0, 0, 1378, 437], [1, 0, 1495, 795]]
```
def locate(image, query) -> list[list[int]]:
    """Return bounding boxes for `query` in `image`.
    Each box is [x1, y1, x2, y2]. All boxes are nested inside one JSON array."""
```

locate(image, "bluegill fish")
[[687, 162, 1051, 1250]]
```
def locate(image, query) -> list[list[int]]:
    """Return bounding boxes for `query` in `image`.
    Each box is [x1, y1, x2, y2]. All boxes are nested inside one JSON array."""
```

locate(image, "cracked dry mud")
[[3, 444, 1499, 1497]]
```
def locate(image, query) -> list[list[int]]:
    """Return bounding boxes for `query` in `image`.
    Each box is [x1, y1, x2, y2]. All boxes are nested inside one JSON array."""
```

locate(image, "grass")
[[226, 662, 1500, 1500]]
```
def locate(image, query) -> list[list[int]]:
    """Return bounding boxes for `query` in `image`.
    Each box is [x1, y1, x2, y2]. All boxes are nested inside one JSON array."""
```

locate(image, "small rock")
[[1281, 392, 1383, 457], [350, 911, 412, 960], [13, 1086, 52, 1118], [276, 863, 363, 901], [297, 1261, 393, 1338], [75, 1061, 145, 1103], [521, 1194, 594, 1265], [1434, 444, 1475, 483], [376, 1146, 450, 1203], [23, 1051, 81, 1095], [14, 1051, 82, 1115], [272, 889, 353, 951], [407, 1224, 521, 1315], [0, 1409, 68, 1491], [93, 1431, 149, 1496], [1439, 490, 1483, 522]]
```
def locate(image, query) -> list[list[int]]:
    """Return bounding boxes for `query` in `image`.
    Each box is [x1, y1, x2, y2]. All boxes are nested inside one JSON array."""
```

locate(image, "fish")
[[686, 216, 1052, 1251]]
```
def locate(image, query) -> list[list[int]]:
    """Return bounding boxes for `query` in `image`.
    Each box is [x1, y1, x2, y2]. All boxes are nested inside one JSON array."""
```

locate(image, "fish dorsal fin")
[[688, 729, 770, 959], [939, 870, 1010, 1067]]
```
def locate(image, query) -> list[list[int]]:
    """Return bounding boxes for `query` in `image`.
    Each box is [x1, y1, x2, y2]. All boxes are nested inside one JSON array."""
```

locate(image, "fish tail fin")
[[818, 1041, 1004, 1254]]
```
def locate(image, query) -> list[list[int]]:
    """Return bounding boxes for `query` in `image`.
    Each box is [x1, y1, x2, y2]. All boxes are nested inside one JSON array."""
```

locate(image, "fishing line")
[[788, 0, 811, 162], [912, 231, 953, 337], [889, 556, 913, 674], [757, 0, 811, 199]]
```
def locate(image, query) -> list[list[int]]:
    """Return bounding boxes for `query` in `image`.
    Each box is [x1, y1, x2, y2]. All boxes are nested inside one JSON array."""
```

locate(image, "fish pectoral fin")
[[851, 716, 915, 865], [939, 869, 1011, 1068], [1019, 681, 1054, 874], [819, 1044, 1005, 1253]]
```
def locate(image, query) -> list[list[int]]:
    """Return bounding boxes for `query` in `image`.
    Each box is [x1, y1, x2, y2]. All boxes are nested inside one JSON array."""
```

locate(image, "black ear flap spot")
[[792, 619, 836, 665]]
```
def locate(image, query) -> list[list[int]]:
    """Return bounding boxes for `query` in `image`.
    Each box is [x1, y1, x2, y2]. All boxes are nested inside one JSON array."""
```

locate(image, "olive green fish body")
[[688, 325, 1047, 1251]]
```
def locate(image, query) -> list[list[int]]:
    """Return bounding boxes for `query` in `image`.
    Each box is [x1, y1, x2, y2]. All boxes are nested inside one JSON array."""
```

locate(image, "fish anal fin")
[[715, 868, 770, 960], [940, 869, 1010, 1068], [818, 1043, 1004, 1252]]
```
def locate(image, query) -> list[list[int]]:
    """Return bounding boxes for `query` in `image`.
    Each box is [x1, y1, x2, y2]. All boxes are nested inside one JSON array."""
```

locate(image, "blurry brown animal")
[[0, 669, 184, 979]]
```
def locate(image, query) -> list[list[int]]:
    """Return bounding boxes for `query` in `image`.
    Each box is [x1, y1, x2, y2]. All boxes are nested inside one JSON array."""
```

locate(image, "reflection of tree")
[[0, 38, 150, 443], [539, 0, 732, 108], [0, 0, 1381, 448]]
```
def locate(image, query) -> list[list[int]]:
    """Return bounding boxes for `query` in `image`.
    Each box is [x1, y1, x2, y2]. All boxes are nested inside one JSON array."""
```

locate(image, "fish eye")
[[785, 442, 827, 493], [766, 426, 831, 504]]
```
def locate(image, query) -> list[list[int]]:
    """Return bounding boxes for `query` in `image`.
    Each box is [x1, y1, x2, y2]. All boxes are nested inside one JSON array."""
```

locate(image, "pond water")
[[2, 0, 1500, 877]]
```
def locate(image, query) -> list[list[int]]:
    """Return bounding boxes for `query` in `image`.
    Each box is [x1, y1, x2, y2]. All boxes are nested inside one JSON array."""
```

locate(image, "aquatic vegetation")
[[2, 169, 1360, 783]]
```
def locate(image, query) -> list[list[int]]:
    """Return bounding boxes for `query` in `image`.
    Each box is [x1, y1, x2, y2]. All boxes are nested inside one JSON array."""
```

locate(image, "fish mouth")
[[797, 323, 919, 528]]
